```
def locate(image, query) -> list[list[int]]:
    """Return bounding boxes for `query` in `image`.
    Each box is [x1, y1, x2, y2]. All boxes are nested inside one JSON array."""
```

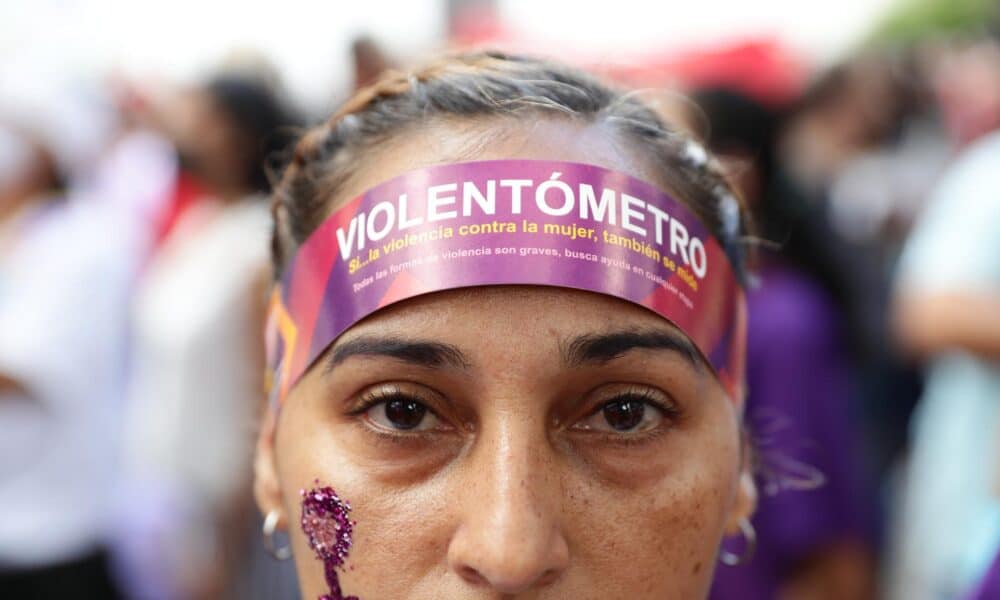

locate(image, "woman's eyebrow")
[[324, 335, 471, 373], [562, 330, 702, 369]]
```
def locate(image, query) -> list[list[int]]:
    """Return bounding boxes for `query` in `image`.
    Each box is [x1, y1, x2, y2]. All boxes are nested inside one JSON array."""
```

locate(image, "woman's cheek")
[[652, 457, 740, 595], [643, 489, 729, 596], [286, 464, 457, 599], [564, 448, 737, 598], [339, 482, 456, 596]]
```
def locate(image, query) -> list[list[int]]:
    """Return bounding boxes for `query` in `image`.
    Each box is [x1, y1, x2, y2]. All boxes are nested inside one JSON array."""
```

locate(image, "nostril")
[[536, 568, 561, 587], [455, 562, 565, 593], [457, 564, 489, 586]]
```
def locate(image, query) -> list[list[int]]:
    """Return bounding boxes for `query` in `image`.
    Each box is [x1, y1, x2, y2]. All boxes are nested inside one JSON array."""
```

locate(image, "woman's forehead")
[[336, 285, 688, 349]]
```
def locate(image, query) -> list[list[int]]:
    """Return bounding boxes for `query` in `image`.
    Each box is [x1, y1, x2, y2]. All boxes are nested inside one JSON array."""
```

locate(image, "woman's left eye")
[[574, 394, 669, 434], [364, 396, 443, 432]]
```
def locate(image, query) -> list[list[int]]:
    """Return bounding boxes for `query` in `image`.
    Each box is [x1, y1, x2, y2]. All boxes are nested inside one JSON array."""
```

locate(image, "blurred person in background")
[[113, 72, 301, 600], [923, 36, 1000, 149], [968, 542, 1000, 600], [885, 36, 1000, 598], [350, 35, 396, 92], [779, 52, 913, 194], [0, 75, 132, 597], [776, 49, 937, 483], [692, 88, 877, 600]]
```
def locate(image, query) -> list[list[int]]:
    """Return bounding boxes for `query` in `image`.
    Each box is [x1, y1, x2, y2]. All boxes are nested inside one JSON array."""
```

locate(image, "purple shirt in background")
[[967, 551, 1000, 600], [710, 261, 875, 599]]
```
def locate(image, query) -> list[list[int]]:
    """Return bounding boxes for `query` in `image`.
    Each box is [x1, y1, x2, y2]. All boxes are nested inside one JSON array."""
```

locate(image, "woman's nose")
[[446, 420, 570, 593]]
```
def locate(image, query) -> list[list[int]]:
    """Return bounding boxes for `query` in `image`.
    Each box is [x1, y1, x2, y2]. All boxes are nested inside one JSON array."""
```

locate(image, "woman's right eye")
[[363, 396, 443, 432]]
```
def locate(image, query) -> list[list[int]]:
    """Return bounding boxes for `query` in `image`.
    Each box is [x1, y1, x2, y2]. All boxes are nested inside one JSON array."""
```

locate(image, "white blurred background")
[[2, 0, 900, 110]]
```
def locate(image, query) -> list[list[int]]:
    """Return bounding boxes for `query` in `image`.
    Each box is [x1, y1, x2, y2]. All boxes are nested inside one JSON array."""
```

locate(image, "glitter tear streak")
[[301, 483, 359, 600]]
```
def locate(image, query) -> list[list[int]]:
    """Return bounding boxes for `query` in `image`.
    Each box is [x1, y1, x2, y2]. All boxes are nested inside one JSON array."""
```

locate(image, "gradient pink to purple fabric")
[[266, 160, 746, 405]]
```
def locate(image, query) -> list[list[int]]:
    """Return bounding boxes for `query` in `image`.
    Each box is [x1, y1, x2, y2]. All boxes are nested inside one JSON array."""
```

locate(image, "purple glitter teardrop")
[[301, 482, 359, 600]]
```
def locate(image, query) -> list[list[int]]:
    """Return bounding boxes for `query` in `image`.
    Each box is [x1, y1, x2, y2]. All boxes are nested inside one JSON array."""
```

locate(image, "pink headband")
[[266, 160, 747, 406]]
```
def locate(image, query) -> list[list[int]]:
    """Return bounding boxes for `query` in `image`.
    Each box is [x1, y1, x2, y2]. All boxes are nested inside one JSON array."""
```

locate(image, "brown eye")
[[361, 390, 444, 433], [601, 399, 646, 431], [383, 399, 427, 430], [573, 388, 674, 435]]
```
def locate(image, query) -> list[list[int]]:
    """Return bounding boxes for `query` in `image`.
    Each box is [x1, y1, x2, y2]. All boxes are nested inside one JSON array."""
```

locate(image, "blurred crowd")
[[1, 3, 999, 599]]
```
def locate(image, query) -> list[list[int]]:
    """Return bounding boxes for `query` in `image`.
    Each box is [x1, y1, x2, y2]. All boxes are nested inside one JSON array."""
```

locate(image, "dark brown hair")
[[270, 51, 750, 281]]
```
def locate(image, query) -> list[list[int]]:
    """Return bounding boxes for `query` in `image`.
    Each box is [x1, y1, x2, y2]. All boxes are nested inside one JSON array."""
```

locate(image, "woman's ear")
[[254, 407, 286, 527], [725, 438, 758, 536], [726, 469, 757, 535]]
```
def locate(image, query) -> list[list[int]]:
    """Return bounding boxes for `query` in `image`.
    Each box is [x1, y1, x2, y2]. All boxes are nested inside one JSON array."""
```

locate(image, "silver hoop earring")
[[262, 510, 292, 561], [719, 518, 756, 567]]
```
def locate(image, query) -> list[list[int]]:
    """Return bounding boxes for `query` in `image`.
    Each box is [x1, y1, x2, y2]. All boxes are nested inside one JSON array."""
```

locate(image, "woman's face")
[[256, 118, 754, 599], [172, 88, 250, 191]]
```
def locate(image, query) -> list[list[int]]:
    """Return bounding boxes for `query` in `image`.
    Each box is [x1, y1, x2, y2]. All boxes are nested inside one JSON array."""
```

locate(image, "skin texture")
[[893, 290, 1000, 362], [255, 117, 755, 599]]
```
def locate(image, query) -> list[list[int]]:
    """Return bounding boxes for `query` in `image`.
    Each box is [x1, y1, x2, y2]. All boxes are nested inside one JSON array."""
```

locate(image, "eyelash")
[[600, 388, 681, 419], [347, 386, 423, 415], [346, 385, 450, 443], [581, 387, 683, 438]]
